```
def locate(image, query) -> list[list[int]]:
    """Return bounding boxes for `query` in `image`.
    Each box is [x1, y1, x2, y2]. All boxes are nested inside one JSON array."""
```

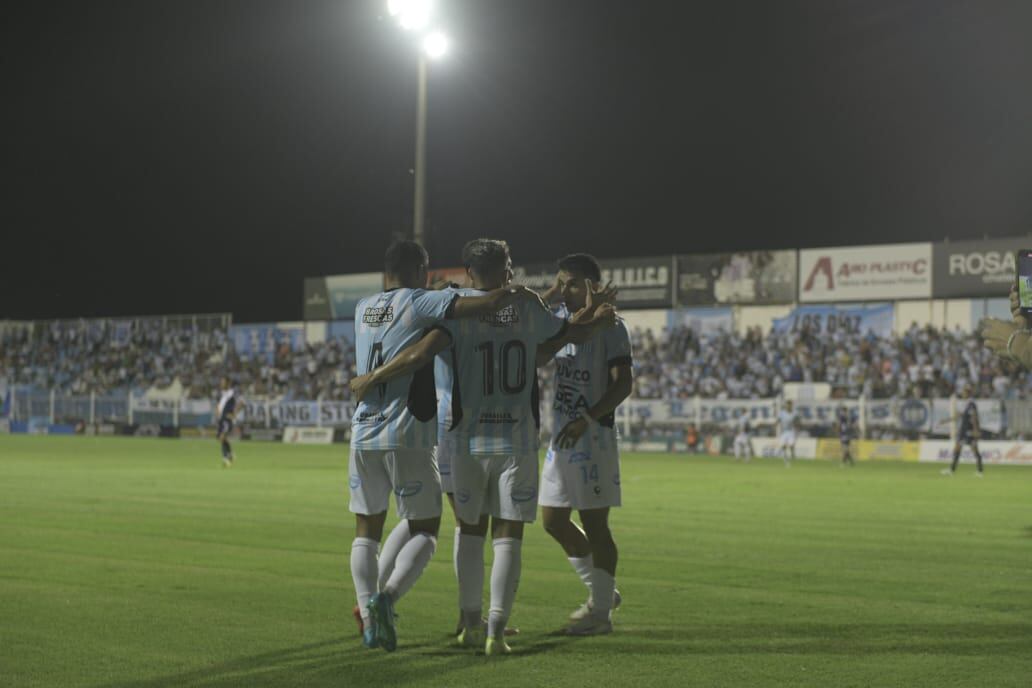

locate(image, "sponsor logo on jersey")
[[362, 306, 394, 326], [356, 412, 388, 424], [568, 451, 591, 464], [556, 359, 591, 385], [478, 411, 518, 425], [479, 305, 520, 327]]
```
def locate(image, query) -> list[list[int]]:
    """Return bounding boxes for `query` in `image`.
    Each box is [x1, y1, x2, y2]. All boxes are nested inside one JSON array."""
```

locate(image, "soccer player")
[[536, 253, 633, 636], [351, 239, 615, 655], [836, 405, 855, 467], [940, 387, 984, 477], [348, 239, 538, 652], [732, 414, 754, 462], [777, 400, 799, 466], [215, 377, 239, 468]]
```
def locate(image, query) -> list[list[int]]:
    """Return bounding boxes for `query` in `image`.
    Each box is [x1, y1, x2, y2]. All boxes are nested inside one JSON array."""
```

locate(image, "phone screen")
[[1019, 251, 1032, 310]]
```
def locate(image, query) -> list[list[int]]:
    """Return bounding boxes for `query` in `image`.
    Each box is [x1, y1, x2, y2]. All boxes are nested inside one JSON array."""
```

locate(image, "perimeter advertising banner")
[[600, 257, 674, 309], [932, 238, 1026, 298], [799, 243, 932, 302], [677, 251, 796, 305], [771, 304, 894, 338], [305, 273, 384, 320], [514, 257, 675, 309]]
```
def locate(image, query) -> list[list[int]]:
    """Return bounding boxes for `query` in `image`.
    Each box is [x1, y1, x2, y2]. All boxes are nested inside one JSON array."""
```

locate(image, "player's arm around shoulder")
[[448, 285, 543, 319], [349, 328, 452, 402]]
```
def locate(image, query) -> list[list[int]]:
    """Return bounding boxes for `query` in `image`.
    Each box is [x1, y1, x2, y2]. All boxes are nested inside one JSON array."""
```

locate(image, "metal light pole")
[[387, 1, 448, 246], [413, 53, 428, 245]]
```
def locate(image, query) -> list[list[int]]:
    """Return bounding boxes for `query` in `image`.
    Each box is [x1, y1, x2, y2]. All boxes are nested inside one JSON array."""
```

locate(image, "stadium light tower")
[[387, 0, 450, 246]]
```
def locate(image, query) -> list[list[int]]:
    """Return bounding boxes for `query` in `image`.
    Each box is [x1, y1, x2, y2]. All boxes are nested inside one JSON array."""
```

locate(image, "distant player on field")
[[351, 239, 615, 654], [215, 377, 239, 468], [836, 405, 855, 467], [777, 400, 799, 466], [536, 253, 633, 636], [733, 414, 754, 462], [347, 240, 539, 652], [940, 386, 984, 477]]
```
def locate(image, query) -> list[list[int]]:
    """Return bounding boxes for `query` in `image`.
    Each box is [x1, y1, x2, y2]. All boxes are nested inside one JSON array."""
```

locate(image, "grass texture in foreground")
[[1, 434, 1030, 687]]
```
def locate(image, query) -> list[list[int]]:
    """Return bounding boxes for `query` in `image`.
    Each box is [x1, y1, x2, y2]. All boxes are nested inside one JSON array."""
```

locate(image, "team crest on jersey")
[[363, 306, 394, 326], [480, 305, 519, 327]]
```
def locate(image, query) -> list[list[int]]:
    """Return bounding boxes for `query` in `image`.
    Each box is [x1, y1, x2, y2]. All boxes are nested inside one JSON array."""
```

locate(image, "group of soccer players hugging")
[[344, 238, 632, 655]]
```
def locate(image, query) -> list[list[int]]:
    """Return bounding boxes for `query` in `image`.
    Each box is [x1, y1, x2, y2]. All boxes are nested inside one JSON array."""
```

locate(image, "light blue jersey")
[[442, 288, 567, 455], [550, 306, 632, 453], [351, 287, 458, 450]]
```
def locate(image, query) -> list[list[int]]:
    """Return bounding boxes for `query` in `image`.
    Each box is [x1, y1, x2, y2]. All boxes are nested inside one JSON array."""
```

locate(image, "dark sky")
[[4, 1, 1032, 322]]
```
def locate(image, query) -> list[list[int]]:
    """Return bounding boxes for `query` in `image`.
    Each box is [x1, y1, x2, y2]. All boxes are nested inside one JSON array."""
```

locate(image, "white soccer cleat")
[[569, 588, 622, 622], [565, 614, 613, 636], [940, 468, 954, 476], [974, 471, 984, 478]]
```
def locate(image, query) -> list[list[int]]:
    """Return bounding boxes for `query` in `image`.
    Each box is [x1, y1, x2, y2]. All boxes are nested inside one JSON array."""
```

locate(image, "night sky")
[[4, 1, 1032, 322]]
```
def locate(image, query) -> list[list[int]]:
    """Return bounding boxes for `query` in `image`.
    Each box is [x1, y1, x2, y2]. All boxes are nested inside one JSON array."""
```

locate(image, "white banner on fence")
[[919, 440, 1032, 466], [616, 399, 779, 426], [930, 399, 1004, 435], [799, 243, 932, 302], [752, 437, 818, 460], [243, 400, 353, 427], [282, 427, 335, 445], [131, 397, 213, 415]]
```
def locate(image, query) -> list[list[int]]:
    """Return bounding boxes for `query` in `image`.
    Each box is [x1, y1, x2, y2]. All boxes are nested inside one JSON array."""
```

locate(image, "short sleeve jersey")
[[441, 288, 567, 455], [549, 305, 632, 453], [351, 287, 457, 450]]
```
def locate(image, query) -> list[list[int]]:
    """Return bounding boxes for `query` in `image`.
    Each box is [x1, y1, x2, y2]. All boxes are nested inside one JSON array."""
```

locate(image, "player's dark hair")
[[462, 239, 510, 277], [384, 240, 429, 277], [557, 253, 602, 283]]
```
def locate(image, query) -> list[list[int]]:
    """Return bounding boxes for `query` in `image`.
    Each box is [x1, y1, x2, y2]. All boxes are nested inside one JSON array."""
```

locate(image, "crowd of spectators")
[[630, 323, 1032, 401], [4, 318, 1029, 402], [0, 320, 356, 401]]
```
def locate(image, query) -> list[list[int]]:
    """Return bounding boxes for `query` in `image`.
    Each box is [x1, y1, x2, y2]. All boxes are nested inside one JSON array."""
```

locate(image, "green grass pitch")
[[1, 434, 1030, 687]]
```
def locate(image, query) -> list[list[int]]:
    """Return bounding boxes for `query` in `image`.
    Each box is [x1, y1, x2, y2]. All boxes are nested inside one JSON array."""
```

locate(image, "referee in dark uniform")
[[941, 386, 983, 477], [215, 377, 239, 467]]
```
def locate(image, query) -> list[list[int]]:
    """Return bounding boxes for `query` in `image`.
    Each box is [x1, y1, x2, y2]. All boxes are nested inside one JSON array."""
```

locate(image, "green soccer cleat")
[[485, 636, 512, 656], [367, 592, 397, 652], [456, 623, 485, 649]]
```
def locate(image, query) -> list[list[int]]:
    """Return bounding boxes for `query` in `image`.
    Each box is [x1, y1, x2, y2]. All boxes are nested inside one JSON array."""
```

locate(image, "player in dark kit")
[[941, 387, 983, 477], [215, 377, 240, 468], [836, 405, 855, 467]]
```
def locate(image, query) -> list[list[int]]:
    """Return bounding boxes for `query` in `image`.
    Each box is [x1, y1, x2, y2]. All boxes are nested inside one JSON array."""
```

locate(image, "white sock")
[[589, 567, 616, 619], [377, 521, 413, 590], [350, 537, 379, 624], [568, 554, 594, 597], [488, 538, 522, 639], [383, 533, 437, 603], [455, 531, 485, 621]]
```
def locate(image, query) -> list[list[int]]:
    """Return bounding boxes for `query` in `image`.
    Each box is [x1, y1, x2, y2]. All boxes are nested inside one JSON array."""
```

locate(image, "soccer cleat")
[[569, 588, 622, 622], [565, 614, 613, 636], [456, 624, 485, 649], [975, 471, 984, 478], [456, 615, 520, 637], [940, 468, 954, 476], [485, 636, 512, 656], [367, 592, 397, 652], [362, 627, 379, 649]]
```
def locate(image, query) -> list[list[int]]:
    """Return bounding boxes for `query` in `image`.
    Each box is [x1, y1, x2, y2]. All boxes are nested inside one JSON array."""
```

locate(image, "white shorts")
[[733, 433, 751, 451], [452, 451, 539, 524], [779, 431, 797, 447], [348, 446, 442, 520], [539, 444, 621, 511], [437, 431, 457, 494]]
